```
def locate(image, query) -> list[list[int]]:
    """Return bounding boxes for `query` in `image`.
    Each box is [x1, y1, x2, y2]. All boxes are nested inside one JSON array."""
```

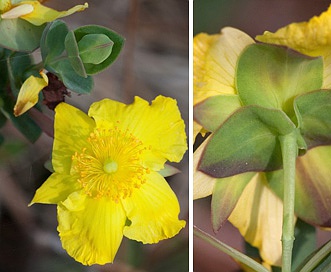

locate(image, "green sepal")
[[194, 95, 242, 132], [294, 89, 331, 148], [40, 20, 69, 65], [0, 18, 45, 52], [198, 105, 296, 178], [211, 172, 254, 231], [267, 146, 331, 228], [50, 59, 94, 94], [236, 44, 323, 117], [158, 163, 181, 177]]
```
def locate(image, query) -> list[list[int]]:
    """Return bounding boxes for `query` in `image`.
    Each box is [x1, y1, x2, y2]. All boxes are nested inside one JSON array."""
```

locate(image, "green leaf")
[[295, 240, 331, 272], [198, 105, 296, 178], [51, 59, 94, 94], [0, 95, 41, 142], [236, 44, 323, 118], [78, 34, 113, 64], [294, 89, 331, 148], [40, 20, 69, 64], [292, 219, 316, 271], [6, 50, 33, 93], [211, 172, 254, 231], [73, 25, 124, 75], [0, 18, 45, 52], [64, 30, 87, 77], [194, 95, 242, 132]]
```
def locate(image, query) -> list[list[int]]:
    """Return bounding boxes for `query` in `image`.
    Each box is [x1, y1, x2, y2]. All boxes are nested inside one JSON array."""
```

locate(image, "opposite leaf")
[[236, 43, 323, 118], [40, 20, 69, 65], [198, 105, 296, 178]]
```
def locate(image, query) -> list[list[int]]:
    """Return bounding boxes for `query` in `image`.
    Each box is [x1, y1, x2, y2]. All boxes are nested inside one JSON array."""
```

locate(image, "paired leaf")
[[294, 89, 331, 148], [40, 20, 69, 64], [194, 94, 241, 132], [67, 25, 124, 76], [236, 44, 323, 118], [198, 105, 296, 178], [50, 59, 94, 94]]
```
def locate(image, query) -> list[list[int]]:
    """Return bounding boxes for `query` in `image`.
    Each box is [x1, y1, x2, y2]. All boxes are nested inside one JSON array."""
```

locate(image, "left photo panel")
[[0, 1, 189, 271]]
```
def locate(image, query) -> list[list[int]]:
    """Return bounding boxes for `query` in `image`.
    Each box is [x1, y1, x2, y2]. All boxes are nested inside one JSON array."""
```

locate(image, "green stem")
[[194, 225, 269, 272], [279, 131, 298, 272]]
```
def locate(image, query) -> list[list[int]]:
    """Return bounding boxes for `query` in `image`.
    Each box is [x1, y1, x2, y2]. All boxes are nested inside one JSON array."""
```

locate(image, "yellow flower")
[[30, 96, 187, 265], [0, 0, 88, 26], [194, 19, 331, 267], [13, 71, 48, 116]]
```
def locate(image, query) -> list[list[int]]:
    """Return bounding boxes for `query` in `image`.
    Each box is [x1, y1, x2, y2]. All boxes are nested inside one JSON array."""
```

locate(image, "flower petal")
[[256, 5, 331, 57], [122, 171, 185, 243], [52, 103, 95, 174], [193, 139, 216, 199], [19, 1, 88, 26], [58, 192, 126, 265], [194, 27, 254, 105], [29, 173, 80, 205], [89, 96, 187, 170], [228, 174, 285, 267], [13, 72, 48, 116], [1, 4, 33, 19]]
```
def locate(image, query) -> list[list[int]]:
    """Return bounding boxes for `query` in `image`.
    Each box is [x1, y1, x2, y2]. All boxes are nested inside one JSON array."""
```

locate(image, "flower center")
[[72, 126, 150, 201], [103, 160, 118, 173]]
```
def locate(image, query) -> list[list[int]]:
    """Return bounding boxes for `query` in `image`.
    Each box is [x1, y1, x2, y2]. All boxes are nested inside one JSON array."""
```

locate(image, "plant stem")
[[194, 225, 269, 272], [279, 131, 298, 272]]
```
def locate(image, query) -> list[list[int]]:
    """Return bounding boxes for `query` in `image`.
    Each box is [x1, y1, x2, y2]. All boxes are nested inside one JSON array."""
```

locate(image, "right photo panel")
[[193, 1, 331, 271]]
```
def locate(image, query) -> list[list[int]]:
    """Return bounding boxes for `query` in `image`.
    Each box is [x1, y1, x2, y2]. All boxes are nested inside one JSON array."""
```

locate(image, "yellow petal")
[[228, 174, 288, 267], [58, 192, 126, 265], [193, 138, 216, 199], [19, 1, 88, 26], [194, 27, 254, 105], [14, 72, 48, 116], [122, 171, 185, 243], [1, 3, 33, 19], [88, 96, 187, 171], [29, 173, 80, 205], [256, 5, 331, 57], [52, 103, 95, 174], [323, 52, 331, 88]]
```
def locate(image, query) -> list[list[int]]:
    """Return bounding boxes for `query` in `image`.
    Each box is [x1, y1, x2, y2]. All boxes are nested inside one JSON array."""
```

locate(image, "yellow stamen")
[[72, 126, 149, 201]]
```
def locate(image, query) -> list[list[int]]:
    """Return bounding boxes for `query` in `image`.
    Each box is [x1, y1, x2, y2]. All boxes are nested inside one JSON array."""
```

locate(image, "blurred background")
[[0, 1, 188, 271], [194, 0, 331, 271]]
